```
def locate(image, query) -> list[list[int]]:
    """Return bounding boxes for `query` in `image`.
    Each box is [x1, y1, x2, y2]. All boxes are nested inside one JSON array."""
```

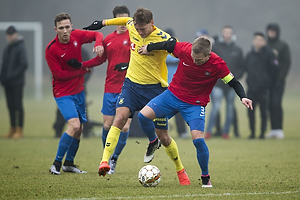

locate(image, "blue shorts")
[[55, 90, 87, 123], [117, 78, 167, 118], [147, 89, 206, 132], [101, 93, 120, 116]]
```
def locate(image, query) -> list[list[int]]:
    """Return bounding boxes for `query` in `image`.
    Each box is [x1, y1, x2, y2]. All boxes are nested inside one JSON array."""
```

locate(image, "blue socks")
[[101, 127, 109, 148], [138, 112, 157, 142], [112, 131, 129, 159], [193, 138, 209, 176], [55, 132, 74, 162], [65, 137, 80, 162]]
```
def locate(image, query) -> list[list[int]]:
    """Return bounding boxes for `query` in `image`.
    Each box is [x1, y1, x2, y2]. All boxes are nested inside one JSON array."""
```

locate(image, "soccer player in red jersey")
[[45, 13, 104, 175], [138, 36, 253, 187]]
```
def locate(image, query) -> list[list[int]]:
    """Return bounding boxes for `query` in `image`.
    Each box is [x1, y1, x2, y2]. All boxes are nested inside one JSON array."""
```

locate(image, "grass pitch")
[[0, 87, 299, 199]]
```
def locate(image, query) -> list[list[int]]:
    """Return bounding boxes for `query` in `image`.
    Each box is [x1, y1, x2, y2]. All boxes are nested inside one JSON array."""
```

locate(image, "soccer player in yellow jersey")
[[84, 7, 190, 185]]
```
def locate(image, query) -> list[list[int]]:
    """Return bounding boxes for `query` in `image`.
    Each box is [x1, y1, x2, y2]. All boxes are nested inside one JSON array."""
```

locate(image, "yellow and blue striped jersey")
[[106, 17, 170, 87]]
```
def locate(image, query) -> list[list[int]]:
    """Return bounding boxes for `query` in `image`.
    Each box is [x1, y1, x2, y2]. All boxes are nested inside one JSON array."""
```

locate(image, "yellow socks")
[[164, 138, 184, 172], [101, 126, 121, 163]]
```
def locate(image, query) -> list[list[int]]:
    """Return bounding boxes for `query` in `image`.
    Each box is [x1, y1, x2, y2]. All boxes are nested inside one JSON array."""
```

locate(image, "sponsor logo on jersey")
[[132, 36, 139, 42], [131, 43, 135, 51]]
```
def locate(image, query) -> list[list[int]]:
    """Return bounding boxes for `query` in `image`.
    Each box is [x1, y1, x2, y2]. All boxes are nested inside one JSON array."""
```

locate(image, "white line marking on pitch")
[[62, 190, 300, 200]]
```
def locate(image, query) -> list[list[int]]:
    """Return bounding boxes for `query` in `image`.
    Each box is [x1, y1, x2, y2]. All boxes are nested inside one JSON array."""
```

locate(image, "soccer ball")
[[138, 165, 161, 187]]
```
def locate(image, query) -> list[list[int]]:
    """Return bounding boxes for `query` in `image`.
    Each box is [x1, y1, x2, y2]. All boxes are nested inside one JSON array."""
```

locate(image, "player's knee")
[[103, 122, 112, 131], [68, 119, 81, 133], [72, 124, 81, 133], [138, 112, 150, 125], [114, 114, 128, 127], [122, 125, 130, 133]]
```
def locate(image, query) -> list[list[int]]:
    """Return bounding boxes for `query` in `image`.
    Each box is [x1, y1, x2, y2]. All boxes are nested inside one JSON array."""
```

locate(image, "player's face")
[[191, 52, 210, 66], [222, 27, 233, 42], [6, 33, 17, 44], [134, 20, 154, 38], [116, 13, 128, 34], [55, 19, 72, 44], [253, 35, 266, 51], [267, 29, 277, 39]]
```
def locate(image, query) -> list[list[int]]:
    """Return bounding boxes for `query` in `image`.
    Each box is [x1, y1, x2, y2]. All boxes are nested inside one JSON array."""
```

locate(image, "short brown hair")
[[133, 7, 153, 25], [54, 12, 72, 27], [192, 36, 212, 56], [113, 5, 130, 18]]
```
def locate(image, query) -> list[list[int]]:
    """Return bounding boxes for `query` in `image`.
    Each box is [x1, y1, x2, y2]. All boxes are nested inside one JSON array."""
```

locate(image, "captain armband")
[[222, 73, 234, 84]]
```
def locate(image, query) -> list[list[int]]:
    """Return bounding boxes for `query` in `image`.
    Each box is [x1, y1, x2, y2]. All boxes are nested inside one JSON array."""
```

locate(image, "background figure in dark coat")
[[205, 26, 243, 139], [265, 23, 291, 139], [244, 32, 278, 139], [0, 26, 28, 138]]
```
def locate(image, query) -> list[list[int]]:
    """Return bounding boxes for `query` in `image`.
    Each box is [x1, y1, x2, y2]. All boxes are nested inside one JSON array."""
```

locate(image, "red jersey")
[[169, 42, 231, 107], [103, 30, 130, 93], [45, 29, 103, 97], [82, 30, 130, 93]]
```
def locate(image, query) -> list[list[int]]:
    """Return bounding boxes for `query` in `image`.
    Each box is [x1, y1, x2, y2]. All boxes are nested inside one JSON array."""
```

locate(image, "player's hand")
[[85, 68, 92, 73], [83, 20, 104, 30], [93, 45, 104, 57], [241, 98, 253, 110], [114, 63, 129, 71], [138, 45, 150, 55], [67, 59, 82, 69]]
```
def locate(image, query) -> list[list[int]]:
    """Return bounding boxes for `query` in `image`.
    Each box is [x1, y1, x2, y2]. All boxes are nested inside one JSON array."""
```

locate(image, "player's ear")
[[150, 19, 154, 26]]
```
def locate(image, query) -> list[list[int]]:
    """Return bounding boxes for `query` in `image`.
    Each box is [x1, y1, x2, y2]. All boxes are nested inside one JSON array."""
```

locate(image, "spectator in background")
[[165, 28, 188, 139], [205, 26, 243, 139], [265, 23, 291, 139], [0, 26, 28, 139], [244, 32, 278, 139], [195, 28, 215, 44]]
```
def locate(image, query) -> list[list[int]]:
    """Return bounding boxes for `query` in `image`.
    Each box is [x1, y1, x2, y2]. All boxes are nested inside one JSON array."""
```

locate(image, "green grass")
[[0, 86, 299, 199]]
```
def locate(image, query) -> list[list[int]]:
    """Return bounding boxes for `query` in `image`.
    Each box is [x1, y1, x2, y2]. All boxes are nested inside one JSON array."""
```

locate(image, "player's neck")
[[116, 30, 125, 34]]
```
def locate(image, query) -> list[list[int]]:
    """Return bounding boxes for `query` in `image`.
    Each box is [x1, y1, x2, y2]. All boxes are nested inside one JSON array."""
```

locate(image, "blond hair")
[[192, 36, 212, 56]]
